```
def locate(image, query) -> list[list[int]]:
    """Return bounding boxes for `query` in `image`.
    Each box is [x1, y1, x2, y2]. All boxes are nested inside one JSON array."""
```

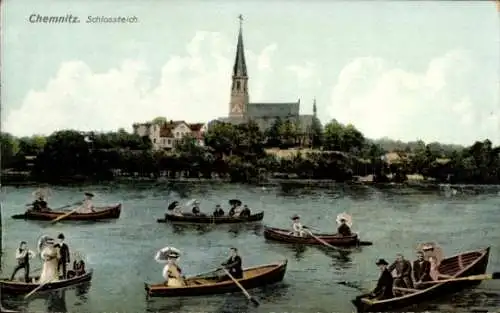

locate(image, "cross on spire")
[[238, 14, 243, 28]]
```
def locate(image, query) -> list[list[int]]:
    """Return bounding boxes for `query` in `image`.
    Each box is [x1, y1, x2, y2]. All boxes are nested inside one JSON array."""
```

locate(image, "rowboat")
[[157, 211, 265, 224], [264, 226, 369, 246], [0, 269, 93, 295], [145, 260, 287, 297], [11, 204, 121, 221], [352, 247, 490, 312]]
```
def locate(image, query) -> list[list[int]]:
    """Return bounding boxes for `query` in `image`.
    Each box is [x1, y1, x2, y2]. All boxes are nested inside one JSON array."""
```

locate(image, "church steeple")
[[229, 14, 249, 118], [313, 98, 317, 117], [233, 14, 247, 77]]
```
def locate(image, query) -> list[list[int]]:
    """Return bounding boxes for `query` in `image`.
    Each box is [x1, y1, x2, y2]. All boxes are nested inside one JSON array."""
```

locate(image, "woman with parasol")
[[419, 242, 444, 281], [336, 212, 353, 236], [228, 199, 242, 217], [37, 235, 61, 284], [155, 247, 185, 287]]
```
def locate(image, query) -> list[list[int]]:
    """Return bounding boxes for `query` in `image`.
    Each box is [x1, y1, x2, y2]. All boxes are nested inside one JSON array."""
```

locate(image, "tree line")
[[1, 118, 499, 184]]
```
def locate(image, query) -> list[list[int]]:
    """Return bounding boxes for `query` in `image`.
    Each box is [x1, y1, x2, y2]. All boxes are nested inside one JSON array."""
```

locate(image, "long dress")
[[429, 257, 439, 281], [76, 200, 94, 213], [38, 246, 61, 284], [162, 260, 185, 287]]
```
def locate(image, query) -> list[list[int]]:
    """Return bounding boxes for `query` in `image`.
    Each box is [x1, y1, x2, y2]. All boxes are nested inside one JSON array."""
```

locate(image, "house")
[[133, 120, 206, 150]]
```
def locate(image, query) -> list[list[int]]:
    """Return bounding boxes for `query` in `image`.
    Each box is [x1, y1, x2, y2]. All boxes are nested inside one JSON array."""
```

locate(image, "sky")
[[1, 0, 499, 145]]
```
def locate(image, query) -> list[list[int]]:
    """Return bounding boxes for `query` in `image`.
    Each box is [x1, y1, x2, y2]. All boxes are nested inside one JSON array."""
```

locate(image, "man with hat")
[[337, 218, 352, 236], [192, 200, 201, 216], [54, 233, 71, 279], [77, 192, 96, 213], [213, 204, 224, 217], [355, 258, 394, 303], [290, 215, 308, 237]]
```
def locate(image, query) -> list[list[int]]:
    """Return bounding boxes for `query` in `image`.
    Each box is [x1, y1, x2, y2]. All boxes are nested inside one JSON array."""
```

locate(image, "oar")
[[49, 201, 84, 224], [52, 201, 82, 211], [24, 279, 54, 299], [50, 208, 79, 224], [221, 268, 260, 306], [418, 272, 500, 285], [304, 229, 345, 252]]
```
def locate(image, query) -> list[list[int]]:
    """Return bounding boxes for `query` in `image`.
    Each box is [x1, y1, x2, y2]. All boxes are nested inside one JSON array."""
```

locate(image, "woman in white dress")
[[157, 249, 185, 287], [38, 237, 61, 284], [428, 256, 439, 281]]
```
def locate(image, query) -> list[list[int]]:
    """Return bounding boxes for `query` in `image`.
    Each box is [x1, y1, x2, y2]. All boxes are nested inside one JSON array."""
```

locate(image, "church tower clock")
[[229, 14, 249, 119]]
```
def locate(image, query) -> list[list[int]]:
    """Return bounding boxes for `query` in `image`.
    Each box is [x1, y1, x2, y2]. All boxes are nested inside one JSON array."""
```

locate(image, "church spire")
[[233, 14, 247, 77], [313, 97, 317, 116]]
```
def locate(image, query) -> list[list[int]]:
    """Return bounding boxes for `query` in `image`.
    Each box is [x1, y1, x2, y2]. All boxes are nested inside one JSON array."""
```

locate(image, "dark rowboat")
[[11, 204, 121, 221], [157, 211, 264, 224], [352, 247, 490, 312], [145, 260, 287, 297], [264, 226, 366, 246], [0, 269, 93, 295]]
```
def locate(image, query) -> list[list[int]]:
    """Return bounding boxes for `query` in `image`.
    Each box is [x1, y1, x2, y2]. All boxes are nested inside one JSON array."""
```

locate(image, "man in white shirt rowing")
[[76, 192, 96, 213], [10, 241, 35, 282], [290, 215, 308, 237]]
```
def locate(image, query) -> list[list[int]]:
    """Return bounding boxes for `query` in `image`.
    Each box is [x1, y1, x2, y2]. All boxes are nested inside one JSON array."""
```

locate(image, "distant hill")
[[369, 137, 464, 153]]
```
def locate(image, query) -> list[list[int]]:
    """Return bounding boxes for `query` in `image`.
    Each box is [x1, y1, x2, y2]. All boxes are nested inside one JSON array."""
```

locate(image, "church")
[[216, 16, 315, 134]]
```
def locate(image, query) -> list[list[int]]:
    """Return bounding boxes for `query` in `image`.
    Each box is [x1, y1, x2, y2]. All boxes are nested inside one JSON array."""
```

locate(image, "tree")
[[279, 119, 298, 148], [0, 132, 18, 168], [152, 117, 168, 125], [309, 116, 323, 148], [342, 124, 365, 154], [323, 119, 344, 151], [265, 117, 283, 147], [204, 122, 239, 156]]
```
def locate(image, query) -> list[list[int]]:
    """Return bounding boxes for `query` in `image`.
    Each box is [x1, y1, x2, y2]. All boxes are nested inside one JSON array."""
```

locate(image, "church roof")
[[232, 19, 248, 77], [247, 102, 300, 118]]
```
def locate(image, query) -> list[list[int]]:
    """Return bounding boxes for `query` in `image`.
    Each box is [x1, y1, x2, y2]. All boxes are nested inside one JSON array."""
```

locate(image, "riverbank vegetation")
[[1, 118, 499, 184]]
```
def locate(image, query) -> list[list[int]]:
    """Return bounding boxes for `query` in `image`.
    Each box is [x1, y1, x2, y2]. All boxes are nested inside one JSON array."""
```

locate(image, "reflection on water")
[[46, 289, 67, 313]]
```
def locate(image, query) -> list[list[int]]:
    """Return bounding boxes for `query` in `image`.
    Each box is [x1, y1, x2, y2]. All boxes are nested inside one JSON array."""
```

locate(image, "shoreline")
[[2, 173, 500, 189]]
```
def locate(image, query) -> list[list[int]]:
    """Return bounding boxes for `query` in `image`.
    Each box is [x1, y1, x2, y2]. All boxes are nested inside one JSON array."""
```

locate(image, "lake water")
[[1, 182, 499, 313]]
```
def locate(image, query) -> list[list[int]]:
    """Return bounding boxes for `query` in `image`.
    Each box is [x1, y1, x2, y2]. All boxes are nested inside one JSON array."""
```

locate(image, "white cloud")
[[328, 50, 500, 145], [3, 32, 279, 136]]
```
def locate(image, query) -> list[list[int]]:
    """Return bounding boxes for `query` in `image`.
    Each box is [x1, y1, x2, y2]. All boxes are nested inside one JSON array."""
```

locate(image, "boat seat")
[[457, 255, 464, 269], [393, 287, 419, 293]]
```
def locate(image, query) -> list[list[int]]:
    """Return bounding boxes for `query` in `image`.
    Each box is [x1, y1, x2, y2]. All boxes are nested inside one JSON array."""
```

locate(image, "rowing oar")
[[418, 272, 500, 285], [304, 229, 346, 252], [24, 279, 54, 299], [221, 268, 260, 306], [50, 201, 83, 224]]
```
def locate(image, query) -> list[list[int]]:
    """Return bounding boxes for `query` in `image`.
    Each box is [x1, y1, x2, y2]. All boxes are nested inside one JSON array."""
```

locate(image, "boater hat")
[[84, 192, 94, 198], [291, 214, 300, 220], [375, 259, 389, 266]]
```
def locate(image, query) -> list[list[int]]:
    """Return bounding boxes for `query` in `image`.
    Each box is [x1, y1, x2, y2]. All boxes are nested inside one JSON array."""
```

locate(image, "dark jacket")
[[388, 259, 412, 277], [373, 268, 394, 300], [222, 255, 243, 278], [413, 259, 432, 282], [338, 223, 352, 236], [55, 243, 70, 263], [73, 260, 86, 275], [192, 206, 200, 215]]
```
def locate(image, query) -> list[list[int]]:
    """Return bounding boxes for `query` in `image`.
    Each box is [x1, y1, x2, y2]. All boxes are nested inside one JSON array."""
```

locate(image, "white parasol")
[[417, 242, 444, 264], [336, 212, 353, 227], [37, 235, 55, 253], [154, 247, 181, 263]]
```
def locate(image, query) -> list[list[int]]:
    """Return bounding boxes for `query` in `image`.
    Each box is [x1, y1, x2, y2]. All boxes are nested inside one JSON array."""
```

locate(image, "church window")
[[236, 81, 241, 90]]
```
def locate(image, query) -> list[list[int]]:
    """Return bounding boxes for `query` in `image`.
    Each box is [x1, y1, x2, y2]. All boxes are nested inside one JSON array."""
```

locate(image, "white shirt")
[[15, 249, 34, 260], [77, 199, 94, 213], [233, 206, 242, 217], [292, 222, 303, 232]]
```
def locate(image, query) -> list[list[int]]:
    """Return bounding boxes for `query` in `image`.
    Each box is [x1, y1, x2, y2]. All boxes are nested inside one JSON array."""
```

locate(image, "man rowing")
[[336, 212, 353, 236], [388, 253, 413, 289], [413, 251, 432, 288], [30, 194, 50, 212], [76, 192, 96, 213], [290, 215, 308, 237], [220, 247, 243, 280]]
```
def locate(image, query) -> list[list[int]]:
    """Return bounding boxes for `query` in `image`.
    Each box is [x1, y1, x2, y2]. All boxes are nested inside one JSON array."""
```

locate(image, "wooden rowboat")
[[264, 226, 367, 246], [145, 260, 287, 297], [11, 204, 121, 221], [352, 247, 490, 312], [0, 269, 93, 295], [157, 211, 264, 224]]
